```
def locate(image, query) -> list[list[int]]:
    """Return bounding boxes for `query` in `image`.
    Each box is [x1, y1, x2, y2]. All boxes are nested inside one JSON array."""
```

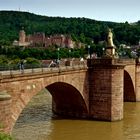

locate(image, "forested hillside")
[[0, 10, 140, 46]]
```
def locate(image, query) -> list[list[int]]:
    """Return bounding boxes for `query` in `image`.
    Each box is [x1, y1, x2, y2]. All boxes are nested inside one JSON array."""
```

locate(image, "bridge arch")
[[10, 79, 88, 132], [124, 70, 135, 102], [47, 82, 88, 118]]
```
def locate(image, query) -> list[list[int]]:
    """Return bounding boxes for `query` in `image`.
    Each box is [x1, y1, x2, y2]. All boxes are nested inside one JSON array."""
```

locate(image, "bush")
[[0, 132, 14, 140]]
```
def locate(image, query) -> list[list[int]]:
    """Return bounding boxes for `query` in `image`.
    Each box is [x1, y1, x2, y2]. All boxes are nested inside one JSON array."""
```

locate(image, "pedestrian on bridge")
[[19, 60, 24, 72]]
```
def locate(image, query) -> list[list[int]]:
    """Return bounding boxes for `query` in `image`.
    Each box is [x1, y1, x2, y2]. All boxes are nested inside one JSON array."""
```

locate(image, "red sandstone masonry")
[[124, 64, 136, 101], [0, 68, 89, 132], [0, 59, 138, 133], [136, 64, 140, 101], [111, 69, 124, 121], [87, 59, 125, 121], [0, 94, 12, 133]]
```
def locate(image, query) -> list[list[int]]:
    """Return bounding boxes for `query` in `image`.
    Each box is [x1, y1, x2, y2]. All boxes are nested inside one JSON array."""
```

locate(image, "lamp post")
[[69, 49, 71, 59], [57, 48, 60, 60], [88, 45, 90, 59], [102, 47, 105, 56]]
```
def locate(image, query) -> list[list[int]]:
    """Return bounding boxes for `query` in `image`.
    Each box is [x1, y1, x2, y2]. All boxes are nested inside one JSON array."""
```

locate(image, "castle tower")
[[19, 28, 26, 43]]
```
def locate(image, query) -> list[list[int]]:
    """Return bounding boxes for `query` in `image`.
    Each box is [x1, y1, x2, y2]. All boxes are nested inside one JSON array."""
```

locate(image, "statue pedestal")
[[104, 46, 116, 58]]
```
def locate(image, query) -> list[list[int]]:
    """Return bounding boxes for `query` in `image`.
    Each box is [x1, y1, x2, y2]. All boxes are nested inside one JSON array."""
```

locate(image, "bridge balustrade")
[[116, 58, 135, 65], [0, 62, 87, 77]]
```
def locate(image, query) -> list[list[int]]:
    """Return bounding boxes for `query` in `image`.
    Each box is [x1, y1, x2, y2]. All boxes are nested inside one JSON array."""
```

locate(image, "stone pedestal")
[[105, 46, 116, 58], [0, 91, 12, 133], [87, 58, 125, 121]]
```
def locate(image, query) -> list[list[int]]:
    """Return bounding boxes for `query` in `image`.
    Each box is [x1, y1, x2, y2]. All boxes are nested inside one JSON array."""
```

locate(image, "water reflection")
[[12, 90, 140, 140], [47, 120, 112, 140], [123, 102, 140, 140]]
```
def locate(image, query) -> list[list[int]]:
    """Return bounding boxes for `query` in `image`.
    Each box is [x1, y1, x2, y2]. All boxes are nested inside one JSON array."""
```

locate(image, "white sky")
[[0, 0, 140, 23]]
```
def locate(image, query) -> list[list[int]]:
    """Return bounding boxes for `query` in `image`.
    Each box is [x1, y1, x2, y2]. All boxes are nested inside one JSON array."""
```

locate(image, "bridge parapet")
[[117, 59, 135, 65], [87, 58, 135, 66], [0, 64, 87, 79], [87, 58, 125, 69]]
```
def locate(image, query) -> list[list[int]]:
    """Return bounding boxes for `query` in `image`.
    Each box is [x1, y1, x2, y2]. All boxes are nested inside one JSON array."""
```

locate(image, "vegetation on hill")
[[0, 10, 140, 46], [0, 11, 140, 65], [0, 45, 89, 66]]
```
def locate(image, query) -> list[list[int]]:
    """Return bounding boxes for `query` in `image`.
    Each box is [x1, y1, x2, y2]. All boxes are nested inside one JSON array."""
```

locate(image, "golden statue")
[[107, 28, 114, 47], [104, 28, 118, 58]]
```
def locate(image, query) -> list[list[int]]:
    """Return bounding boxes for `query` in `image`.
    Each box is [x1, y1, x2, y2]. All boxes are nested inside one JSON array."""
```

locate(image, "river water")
[[12, 90, 140, 140]]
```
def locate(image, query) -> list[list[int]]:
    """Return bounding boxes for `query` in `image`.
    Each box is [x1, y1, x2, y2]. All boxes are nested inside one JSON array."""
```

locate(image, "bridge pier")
[[0, 91, 12, 133], [136, 62, 140, 101], [87, 58, 125, 121]]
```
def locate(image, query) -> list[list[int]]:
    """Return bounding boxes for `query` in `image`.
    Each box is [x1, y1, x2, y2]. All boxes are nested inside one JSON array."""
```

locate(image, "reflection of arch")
[[124, 70, 135, 102], [47, 82, 88, 118]]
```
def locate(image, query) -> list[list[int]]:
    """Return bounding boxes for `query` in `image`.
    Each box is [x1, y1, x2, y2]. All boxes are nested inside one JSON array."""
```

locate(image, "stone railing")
[[87, 58, 136, 67], [116, 58, 135, 65], [0, 63, 87, 78]]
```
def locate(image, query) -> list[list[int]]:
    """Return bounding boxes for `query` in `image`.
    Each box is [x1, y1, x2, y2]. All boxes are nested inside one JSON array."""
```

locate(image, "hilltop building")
[[13, 29, 30, 46], [13, 29, 76, 48]]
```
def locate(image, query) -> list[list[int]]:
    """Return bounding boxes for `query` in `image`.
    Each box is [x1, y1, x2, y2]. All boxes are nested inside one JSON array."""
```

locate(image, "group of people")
[[48, 59, 60, 67]]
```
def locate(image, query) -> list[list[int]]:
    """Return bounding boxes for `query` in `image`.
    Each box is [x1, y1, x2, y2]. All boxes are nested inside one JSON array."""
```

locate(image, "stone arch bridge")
[[0, 58, 140, 133]]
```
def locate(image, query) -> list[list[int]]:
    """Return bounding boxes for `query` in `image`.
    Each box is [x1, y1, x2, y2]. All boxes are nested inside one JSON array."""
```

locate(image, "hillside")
[[0, 10, 140, 46]]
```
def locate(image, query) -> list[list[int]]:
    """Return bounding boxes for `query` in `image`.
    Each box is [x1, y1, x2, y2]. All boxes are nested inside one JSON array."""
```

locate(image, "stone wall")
[[124, 64, 136, 101], [0, 91, 12, 133], [135, 64, 140, 101], [88, 58, 124, 121]]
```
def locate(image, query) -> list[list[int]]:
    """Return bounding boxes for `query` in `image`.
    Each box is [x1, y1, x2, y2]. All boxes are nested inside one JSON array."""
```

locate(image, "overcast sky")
[[0, 0, 140, 23]]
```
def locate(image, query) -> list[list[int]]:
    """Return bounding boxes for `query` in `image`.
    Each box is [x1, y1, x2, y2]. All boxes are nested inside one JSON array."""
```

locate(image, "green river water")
[[12, 90, 140, 140]]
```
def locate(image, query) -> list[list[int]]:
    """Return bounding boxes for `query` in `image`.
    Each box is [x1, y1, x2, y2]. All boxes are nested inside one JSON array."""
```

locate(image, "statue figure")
[[103, 28, 118, 58], [107, 28, 114, 47]]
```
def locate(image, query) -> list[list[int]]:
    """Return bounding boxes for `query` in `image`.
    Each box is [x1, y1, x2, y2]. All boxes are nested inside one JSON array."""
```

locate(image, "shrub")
[[0, 132, 14, 140]]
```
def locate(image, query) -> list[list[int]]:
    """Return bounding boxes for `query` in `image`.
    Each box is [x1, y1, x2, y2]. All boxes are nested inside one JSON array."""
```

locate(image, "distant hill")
[[0, 10, 140, 46]]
